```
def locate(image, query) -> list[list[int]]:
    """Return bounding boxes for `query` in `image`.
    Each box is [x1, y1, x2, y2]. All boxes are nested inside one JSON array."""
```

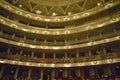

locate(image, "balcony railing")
[[0, 30, 119, 46], [0, 52, 119, 63]]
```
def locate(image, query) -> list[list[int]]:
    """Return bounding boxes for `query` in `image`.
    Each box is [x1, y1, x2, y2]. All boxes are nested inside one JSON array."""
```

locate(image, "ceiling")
[[5, 0, 105, 16]]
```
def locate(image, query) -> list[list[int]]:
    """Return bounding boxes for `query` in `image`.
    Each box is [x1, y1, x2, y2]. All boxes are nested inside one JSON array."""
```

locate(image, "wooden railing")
[[0, 52, 119, 63], [0, 30, 119, 46]]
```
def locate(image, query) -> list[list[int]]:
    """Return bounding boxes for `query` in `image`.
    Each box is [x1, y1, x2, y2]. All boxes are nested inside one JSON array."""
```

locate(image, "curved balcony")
[[0, 0, 119, 22], [0, 10, 120, 35], [0, 28, 119, 46], [0, 52, 119, 67], [0, 35, 120, 50]]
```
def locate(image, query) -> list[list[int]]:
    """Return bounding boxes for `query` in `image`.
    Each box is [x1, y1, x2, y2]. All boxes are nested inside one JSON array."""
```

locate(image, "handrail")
[[0, 11, 120, 36], [0, 52, 119, 63], [0, 30, 119, 46]]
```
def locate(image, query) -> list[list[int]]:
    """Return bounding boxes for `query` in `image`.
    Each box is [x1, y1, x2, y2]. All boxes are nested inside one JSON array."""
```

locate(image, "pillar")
[[12, 33, 15, 38], [0, 66, 5, 78], [86, 50, 91, 56], [40, 69, 43, 80], [104, 66, 112, 75], [34, 38, 36, 43], [20, 50, 23, 55], [99, 33, 102, 38], [76, 69, 81, 77], [80, 68, 84, 78], [24, 36, 26, 40], [14, 67, 19, 79], [68, 69, 71, 77], [31, 52, 34, 58], [54, 39, 56, 44], [94, 68, 98, 76], [53, 53, 56, 59], [42, 53, 45, 58], [7, 48, 11, 54], [28, 68, 32, 80], [51, 69, 55, 80], [63, 69, 67, 77], [103, 48, 107, 54], [76, 52, 79, 58], [44, 39, 46, 43], [111, 65, 116, 75], [90, 68, 95, 77]]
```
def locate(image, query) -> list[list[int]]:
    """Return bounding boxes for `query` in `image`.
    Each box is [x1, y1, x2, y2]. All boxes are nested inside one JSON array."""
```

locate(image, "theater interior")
[[0, 0, 120, 80]]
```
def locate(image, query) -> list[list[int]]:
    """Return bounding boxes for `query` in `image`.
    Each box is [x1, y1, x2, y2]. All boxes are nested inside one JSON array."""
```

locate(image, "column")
[[28, 68, 32, 80], [63, 69, 67, 77], [14, 67, 19, 79], [65, 39, 67, 45], [76, 52, 79, 58], [42, 53, 45, 58], [31, 52, 34, 58], [90, 68, 95, 77], [44, 39, 47, 43], [75, 38, 78, 43], [20, 50, 23, 55], [103, 48, 107, 54], [24, 36, 26, 40], [86, 36, 89, 40], [40, 69, 43, 80], [86, 50, 91, 56], [111, 65, 116, 75], [34, 38, 37, 43], [88, 50, 92, 56], [99, 33, 102, 38], [53, 53, 56, 59], [68, 69, 71, 77], [104, 66, 112, 75], [80, 68, 84, 79], [7, 48, 11, 54], [0, 66, 5, 78], [55, 70, 58, 78], [76, 69, 81, 77], [65, 53, 67, 58], [94, 68, 98, 76], [54, 39, 56, 44], [12, 33, 15, 38], [51, 69, 55, 80]]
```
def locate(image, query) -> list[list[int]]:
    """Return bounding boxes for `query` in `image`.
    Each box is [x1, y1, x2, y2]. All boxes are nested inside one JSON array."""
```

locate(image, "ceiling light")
[[97, 24, 104, 27], [30, 45, 35, 48], [16, 11, 22, 15], [18, 4, 23, 8], [45, 19, 50, 21], [5, 5, 12, 10], [35, 17, 41, 20], [83, 12, 90, 16], [35, 10, 42, 15], [105, 3, 112, 8], [43, 31, 49, 34], [52, 13, 57, 16], [64, 30, 70, 34], [73, 16, 79, 19], [22, 28, 28, 31], [53, 47, 59, 50], [25, 14, 31, 18], [64, 17, 69, 21], [10, 24, 18, 28], [68, 12, 71, 15], [0, 19, 5, 24], [97, 3, 101, 6]]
